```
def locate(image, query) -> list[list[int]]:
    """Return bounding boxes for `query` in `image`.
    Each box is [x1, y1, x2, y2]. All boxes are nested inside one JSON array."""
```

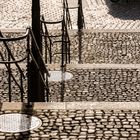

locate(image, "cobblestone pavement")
[[48, 30, 140, 64], [85, 0, 140, 29], [0, 67, 27, 102], [1, 0, 140, 29], [1, 30, 140, 102], [48, 64, 140, 102], [1, 103, 140, 140], [0, 32, 27, 62], [2, 63, 140, 102], [1, 1, 140, 139], [3, 30, 140, 64]]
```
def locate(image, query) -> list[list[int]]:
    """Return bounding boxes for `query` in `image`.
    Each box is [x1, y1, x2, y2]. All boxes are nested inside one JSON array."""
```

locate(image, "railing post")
[[29, 0, 45, 102], [78, 0, 84, 30], [27, 33, 31, 105], [8, 50, 11, 102], [77, 0, 84, 64]]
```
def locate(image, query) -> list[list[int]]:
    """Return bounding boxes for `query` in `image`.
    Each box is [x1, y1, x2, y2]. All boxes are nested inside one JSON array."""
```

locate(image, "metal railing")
[[0, 31, 27, 102], [41, 0, 85, 66], [63, 0, 72, 29], [41, 4, 71, 67], [65, 0, 85, 30], [40, 0, 73, 102], [0, 28, 50, 104]]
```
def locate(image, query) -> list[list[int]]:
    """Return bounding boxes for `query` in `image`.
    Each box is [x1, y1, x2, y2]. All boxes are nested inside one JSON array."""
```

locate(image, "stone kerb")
[[2, 102, 140, 110]]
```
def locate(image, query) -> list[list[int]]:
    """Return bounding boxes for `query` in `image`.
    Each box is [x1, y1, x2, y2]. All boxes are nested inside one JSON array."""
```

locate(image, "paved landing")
[[1, 63, 140, 102], [48, 64, 140, 102], [0, 102, 140, 139], [1, 0, 140, 29]]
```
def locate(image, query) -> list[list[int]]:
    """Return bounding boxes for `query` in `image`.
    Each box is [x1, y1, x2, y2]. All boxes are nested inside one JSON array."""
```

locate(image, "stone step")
[[52, 29, 140, 64], [48, 63, 140, 102], [1, 102, 140, 139], [1, 102, 140, 110], [1, 29, 140, 102], [1, 63, 140, 102], [1, 29, 140, 64]]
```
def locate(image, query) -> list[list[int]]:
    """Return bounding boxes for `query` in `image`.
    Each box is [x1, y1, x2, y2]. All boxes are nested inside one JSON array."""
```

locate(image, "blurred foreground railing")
[[0, 28, 50, 104]]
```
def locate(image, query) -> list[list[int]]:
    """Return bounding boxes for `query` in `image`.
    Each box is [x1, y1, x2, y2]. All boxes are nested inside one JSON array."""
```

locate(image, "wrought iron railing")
[[41, 14, 71, 67], [0, 28, 50, 104], [41, 0, 85, 63], [0, 31, 27, 102], [63, 0, 72, 29], [77, 0, 85, 30], [65, 0, 85, 30], [40, 0, 73, 102]]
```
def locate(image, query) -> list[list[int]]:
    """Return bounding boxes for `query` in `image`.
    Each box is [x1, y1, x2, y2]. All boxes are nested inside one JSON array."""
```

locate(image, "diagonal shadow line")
[[0, 103, 2, 112], [78, 30, 83, 64], [60, 65, 66, 102]]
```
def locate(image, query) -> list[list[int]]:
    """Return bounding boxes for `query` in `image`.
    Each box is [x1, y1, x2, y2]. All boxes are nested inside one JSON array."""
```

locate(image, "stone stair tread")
[[1, 102, 140, 110], [1, 102, 140, 139], [48, 63, 140, 102], [48, 63, 140, 69]]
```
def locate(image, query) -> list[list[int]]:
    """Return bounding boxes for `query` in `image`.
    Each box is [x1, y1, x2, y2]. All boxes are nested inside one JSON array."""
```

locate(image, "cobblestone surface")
[[1, 1, 140, 139], [1, 109, 140, 139], [0, 32, 28, 102], [81, 31, 140, 64], [49, 65, 140, 102], [1, 30, 140, 102], [1, 0, 140, 29], [0, 32, 27, 62], [1, 64, 140, 102], [0, 67, 27, 102], [44, 30, 140, 64], [85, 0, 140, 29], [3, 30, 140, 64], [0, 0, 63, 29]]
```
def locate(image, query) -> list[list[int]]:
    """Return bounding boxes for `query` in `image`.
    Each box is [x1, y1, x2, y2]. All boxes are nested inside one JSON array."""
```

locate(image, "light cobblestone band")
[[1, 102, 140, 110]]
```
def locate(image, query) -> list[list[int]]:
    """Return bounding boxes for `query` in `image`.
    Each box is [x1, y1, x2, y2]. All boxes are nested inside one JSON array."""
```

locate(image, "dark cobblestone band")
[[1, 64, 140, 102]]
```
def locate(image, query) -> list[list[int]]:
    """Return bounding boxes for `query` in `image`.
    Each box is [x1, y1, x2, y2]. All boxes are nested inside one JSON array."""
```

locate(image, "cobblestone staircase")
[[1, 28, 140, 139], [46, 29, 140, 103], [49, 63, 140, 102], [1, 29, 140, 102], [1, 0, 140, 139]]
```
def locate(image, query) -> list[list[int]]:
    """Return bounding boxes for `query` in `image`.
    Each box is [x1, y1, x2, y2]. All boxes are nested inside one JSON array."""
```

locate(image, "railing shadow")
[[17, 103, 34, 140], [106, 0, 140, 20], [78, 30, 83, 64]]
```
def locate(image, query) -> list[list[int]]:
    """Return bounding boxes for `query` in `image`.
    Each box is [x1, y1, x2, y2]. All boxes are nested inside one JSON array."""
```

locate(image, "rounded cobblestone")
[[49, 67, 140, 102], [2, 109, 138, 139]]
